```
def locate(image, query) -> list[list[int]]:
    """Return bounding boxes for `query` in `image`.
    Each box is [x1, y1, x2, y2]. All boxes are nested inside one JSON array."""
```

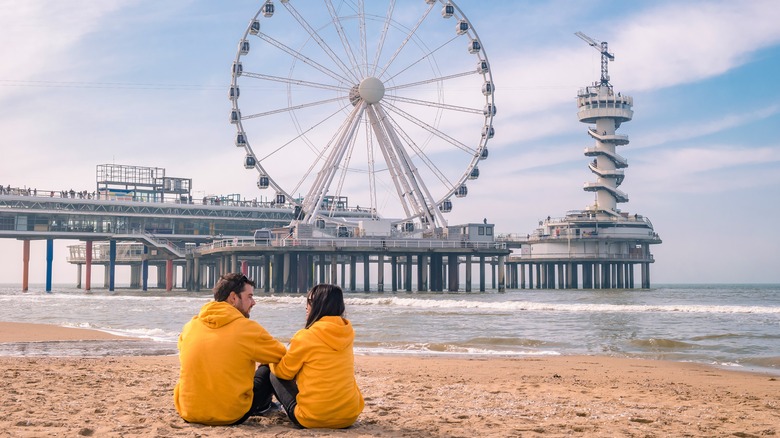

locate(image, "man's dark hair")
[[213, 273, 256, 302], [305, 283, 345, 328]]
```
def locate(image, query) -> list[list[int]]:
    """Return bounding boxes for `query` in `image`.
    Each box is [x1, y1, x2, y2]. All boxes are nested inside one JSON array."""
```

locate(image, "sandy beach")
[[0, 322, 778, 437]]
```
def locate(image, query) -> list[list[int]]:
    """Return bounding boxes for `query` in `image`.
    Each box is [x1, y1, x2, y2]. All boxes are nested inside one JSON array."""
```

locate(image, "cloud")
[[635, 105, 780, 148], [631, 143, 780, 194], [613, 0, 780, 90]]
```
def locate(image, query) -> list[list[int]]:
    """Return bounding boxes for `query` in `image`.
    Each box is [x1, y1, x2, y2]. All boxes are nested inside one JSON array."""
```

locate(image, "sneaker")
[[255, 401, 282, 416]]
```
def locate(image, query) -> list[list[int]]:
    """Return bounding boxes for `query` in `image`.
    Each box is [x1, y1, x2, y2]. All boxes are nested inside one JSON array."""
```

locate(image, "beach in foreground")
[[1, 322, 778, 437]]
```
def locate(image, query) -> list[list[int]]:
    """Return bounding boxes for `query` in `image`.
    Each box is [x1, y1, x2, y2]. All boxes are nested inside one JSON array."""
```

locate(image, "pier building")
[[504, 33, 662, 289], [1, 165, 509, 293]]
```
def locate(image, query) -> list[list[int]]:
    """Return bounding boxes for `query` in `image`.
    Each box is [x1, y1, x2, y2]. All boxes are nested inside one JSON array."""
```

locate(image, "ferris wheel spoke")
[[326, 124, 361, 217], [385, 70, 479, 91], [373, 104, 445, 225], [280, 2, 362, 83], [324, 0, 362, 77], [382, 101, 477, 155], [365, 119, 378, 216], [376, 2, 435, 78], [384, 35, 460, 84], [371, 0, 396, 77], [303, 103, 366, 223], [255, 32, 351, 84], [242, 72, 348, 92], [381, 108, 456, 190], [358, 0, 368, 78], [257, 102, 351, 163], [384, 94, 483, 115], [242, 96, 343, 120], [365, 106, 416, 219]]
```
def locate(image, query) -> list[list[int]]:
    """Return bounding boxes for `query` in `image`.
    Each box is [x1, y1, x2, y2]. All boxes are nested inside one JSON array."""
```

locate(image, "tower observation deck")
[[504, 32, 662, 289]]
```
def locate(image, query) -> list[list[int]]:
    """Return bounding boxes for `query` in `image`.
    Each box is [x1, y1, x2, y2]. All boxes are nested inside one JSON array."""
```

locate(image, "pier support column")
[[22, 240, 30, 292], [419, 254, 429, 292], [377, 255, 385, 292], [263, 255, 271, 292], [142, 246, 149, 291], [429, 254, 442, 292], [497, 256, 506, 292], [363, 255, 371, 292], [286, 253, 297, 292], [108, 240, 116, 292], [296, 254, 309, 293], [535, 264, 541, 289], [447, 255, 459, 292], [349, 255, 357, 291], [404, 255, 413, 292], [165, 259, 173, 291], [130, 265, 141, 289], [45, 239, 54, 292], [272, 254, 284, 293], [519, 262, 525, 289], [184, 258, 192, 291], [76, 264, 82, 289], [84, 240, 92, 290], [330, 255, 338, 287], [390, 256, 397, 292], [479, 256, 486, 292], [465, 255, 472, 292], [193, 256, 201, 292], [84, 241, 93, 291]]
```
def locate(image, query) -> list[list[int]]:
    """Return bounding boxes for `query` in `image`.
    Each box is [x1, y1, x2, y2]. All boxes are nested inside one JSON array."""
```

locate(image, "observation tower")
[[507, 32, 662, 289]]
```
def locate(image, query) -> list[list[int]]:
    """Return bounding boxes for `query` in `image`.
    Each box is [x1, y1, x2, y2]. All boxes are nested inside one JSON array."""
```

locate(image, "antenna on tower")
[[574, 31, 614, 87]]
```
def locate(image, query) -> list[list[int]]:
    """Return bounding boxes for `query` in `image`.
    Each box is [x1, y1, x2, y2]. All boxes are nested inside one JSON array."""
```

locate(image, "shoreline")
[[1, 322, 779, 437], [2, 320, 778, 375], [1, 321, 777, 376]]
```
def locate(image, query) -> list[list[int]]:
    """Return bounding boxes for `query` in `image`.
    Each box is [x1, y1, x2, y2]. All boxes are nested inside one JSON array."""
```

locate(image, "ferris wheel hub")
[[358, 76, 385, 104]]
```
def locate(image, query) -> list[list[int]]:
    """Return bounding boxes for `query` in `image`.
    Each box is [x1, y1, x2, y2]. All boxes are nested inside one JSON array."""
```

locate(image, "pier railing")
[[201, 237, 507, 251], [508, 252, 654, 262]]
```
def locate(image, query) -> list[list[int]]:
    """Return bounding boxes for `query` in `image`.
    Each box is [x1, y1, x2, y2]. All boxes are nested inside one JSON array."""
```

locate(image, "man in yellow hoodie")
[[174, 273, 286, 425]]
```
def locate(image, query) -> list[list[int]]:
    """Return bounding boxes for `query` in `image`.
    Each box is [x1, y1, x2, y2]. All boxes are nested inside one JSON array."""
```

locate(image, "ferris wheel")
[[229, 0, 495, 231]]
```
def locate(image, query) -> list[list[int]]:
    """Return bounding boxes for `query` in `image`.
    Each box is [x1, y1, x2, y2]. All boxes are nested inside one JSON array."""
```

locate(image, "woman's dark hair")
[[306, 283, 345, 328], [213, 273, 255, 302]]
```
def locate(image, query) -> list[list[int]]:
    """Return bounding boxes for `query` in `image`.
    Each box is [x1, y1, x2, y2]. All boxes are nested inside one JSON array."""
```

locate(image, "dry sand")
[[0, 322, 778, 437]]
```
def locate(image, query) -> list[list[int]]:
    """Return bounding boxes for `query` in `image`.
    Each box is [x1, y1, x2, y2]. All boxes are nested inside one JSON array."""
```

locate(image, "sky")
[[1, 0, 779, 285]]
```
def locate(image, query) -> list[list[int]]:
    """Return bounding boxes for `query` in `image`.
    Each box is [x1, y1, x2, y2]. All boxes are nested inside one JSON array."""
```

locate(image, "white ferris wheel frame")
[[229, 0, 495, 231]]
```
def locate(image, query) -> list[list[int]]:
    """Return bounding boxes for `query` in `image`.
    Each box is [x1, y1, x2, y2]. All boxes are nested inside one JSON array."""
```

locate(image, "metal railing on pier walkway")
[[199, 237, 507, 251]]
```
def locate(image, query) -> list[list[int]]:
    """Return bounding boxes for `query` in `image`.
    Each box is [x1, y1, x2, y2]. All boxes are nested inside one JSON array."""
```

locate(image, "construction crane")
[[575, 31, 614, 86]]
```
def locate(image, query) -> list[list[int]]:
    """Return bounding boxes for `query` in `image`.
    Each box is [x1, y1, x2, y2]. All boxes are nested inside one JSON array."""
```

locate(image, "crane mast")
[[574, 31, 614, 87]]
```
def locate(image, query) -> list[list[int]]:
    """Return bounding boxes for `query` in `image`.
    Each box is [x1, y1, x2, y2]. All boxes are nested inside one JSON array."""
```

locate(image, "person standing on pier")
[[174, 273, 286, 425]]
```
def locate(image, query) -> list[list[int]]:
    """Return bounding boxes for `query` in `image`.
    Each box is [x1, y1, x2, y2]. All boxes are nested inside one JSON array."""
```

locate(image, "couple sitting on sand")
[[173, 273, 364, 429]]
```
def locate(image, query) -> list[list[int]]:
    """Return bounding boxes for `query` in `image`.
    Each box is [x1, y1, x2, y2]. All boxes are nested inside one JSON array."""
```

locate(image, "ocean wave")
[[61, 322, 179, 343], [629, 338, 696, 349], [257, 295, 780, 314], [354, 341, 560, 357]]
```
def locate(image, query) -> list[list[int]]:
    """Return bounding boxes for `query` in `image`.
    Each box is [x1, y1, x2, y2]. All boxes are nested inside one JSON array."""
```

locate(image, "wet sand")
[[1, 322, 778, 437]]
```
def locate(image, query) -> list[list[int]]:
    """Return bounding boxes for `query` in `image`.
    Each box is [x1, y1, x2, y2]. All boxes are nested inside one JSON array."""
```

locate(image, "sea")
[[1, 284, 779, 375]]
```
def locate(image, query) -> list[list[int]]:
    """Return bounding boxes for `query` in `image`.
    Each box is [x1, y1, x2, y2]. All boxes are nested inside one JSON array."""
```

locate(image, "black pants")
[[256, 364, 303, 428], [230, 365, 275, 425]]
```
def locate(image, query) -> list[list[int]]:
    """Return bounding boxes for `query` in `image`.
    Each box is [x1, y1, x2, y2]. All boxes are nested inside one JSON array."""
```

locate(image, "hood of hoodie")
[[196, 301, 244, 329], [307, 316, 354, 351]]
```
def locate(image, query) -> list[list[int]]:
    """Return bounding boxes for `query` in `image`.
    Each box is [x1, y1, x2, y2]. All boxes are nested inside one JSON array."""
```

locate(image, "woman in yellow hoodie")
[[260, 283, 364, 428]]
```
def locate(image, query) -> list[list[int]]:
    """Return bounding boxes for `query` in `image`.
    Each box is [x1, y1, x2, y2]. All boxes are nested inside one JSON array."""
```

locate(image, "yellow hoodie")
[[173, 301, 286, 425], [272, 316, 364, 428]]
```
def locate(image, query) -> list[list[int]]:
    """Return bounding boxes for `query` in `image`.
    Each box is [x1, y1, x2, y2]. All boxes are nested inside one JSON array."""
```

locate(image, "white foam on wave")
[[258, 295, 780, 314], [61, 322, 178, 343], [354, 345, 561, 357]]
